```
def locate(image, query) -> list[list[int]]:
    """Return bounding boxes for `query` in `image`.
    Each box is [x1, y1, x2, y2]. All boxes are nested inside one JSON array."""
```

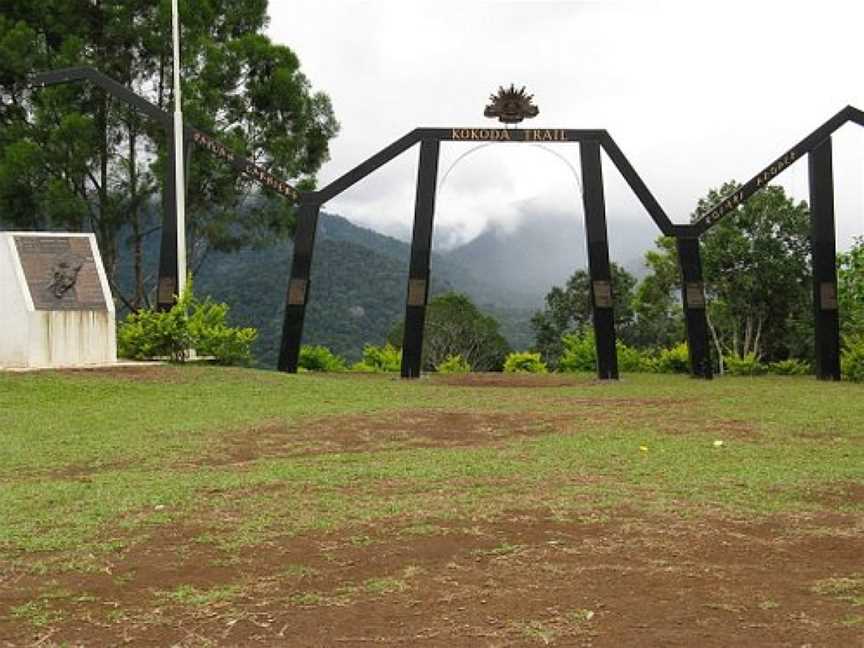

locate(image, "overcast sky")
[[269, 1, 864, 251]]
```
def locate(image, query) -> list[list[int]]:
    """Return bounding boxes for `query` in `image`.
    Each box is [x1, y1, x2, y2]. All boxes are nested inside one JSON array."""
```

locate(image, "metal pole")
[[808, 137, 842, 380], [171, 0, 187, 298], [278, 201, 322, 372], [579, 140, 618, 380], [401, 139, 440, 379], [676, 236, 713, 379]]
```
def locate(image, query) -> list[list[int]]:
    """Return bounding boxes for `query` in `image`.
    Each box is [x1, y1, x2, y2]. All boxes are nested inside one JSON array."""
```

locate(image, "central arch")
[[433, 141, 589, 302], [277, 126, 686, 380]]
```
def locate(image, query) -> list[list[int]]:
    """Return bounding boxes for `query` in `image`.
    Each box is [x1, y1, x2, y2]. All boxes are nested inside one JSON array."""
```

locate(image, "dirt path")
[[3, 507, 863, 647]]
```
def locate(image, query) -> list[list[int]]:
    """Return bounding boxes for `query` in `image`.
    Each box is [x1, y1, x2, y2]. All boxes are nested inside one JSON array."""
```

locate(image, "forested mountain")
[[190, 213, 537, 367]]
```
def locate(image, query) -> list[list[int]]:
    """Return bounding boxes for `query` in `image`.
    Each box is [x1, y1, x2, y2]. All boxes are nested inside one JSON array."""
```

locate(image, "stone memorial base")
[[0, 232, 116, 369]]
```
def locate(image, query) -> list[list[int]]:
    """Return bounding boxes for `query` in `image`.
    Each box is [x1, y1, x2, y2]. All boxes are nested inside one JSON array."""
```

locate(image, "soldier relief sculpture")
[[48, 253, 85, 299]]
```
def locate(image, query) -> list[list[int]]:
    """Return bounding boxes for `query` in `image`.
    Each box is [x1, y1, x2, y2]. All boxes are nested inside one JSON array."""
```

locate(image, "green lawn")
[[3, 366, 864, 646], [1, 367, 862, 559]]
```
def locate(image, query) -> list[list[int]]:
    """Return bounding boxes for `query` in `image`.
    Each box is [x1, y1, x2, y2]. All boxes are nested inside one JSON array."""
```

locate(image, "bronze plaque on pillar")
[[592, 280, 612, 308], [686, 282, 706, 308], [157, 276, 176, 305], [287, 278, 308, 306], [14, 236, 107, 311], [820, 282, 838, 310], [407, 279, 427, 306]]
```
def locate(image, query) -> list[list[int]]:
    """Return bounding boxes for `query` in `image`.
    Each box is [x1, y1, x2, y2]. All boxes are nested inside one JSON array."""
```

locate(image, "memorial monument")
[[0, 232, 116, 368]]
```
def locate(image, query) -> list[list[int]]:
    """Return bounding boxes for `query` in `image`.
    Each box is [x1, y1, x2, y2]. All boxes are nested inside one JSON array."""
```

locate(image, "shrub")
[[117, 282, 256, 365], [842, 336, 864, 382], [653, 343, 690, 374], [724, 352, 766, 376], [352, 344, 402, 372], [558, 332, 595, 372], [117, 301, 192, 363], [559, 331, 648, 373], [767, 358, 811, 376], [187, 299, 257, 366], [436, 354, 471, 373], [617, 342, 646, 372], [299, 345, 346, 372], [503, 351, 548, 374]]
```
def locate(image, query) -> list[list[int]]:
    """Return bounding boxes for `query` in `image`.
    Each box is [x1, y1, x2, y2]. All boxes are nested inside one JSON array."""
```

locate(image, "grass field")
[[1, 366, 863, 646]]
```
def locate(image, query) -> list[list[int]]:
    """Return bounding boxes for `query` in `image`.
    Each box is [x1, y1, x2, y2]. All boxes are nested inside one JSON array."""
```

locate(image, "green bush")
[[724, 352, 766, 376], [767, 358, 810, 376], [503, 351, 548, 374], [352, 344, 402, 372], [117, 282, 256, 365], [118, 301, 192, 363], [617, 342, 646, 372], [558, 332, 595, 372], [559, 331, 648, 373], [436, 354, 471, 373], [842, 336, 864, 382], [558, 331, 653, 373], [653, 343, 690, 374], [299, 345, 346, 372]]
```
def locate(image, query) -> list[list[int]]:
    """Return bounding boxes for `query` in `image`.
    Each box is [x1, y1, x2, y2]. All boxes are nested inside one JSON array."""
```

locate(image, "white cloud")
[[269, 0, 864, 248]]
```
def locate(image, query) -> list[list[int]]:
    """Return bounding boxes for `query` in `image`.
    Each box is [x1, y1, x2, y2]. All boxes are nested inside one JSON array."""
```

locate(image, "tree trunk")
[[752, 315, 764, 360], [706, 307, 724, 375]]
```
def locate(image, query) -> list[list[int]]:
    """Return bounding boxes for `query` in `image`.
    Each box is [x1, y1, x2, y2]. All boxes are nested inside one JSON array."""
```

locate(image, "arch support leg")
[[808, 137, 841, 380], [579, 141, 618, 380], [676, 236, 713, 378], [278, 201, 321, 372], [401, 140, 440, 378], [157, 129, 190, 310]]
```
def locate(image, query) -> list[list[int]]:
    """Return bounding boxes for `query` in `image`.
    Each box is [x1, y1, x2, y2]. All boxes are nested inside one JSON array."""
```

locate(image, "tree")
[[838, 236, 864, 340], [530, 262, 637, 366], [630, 235, 683, 349], [388, 293, 511, 371], [696, 182, 812, 361], [0, 1, 338, 309]]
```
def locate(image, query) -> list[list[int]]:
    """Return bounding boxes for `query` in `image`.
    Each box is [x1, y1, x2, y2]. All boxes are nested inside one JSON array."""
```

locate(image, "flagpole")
[[171, 0, 187, 298]]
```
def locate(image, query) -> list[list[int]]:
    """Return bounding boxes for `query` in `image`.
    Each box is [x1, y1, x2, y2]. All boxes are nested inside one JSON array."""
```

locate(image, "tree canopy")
[[0, 0, 338, 308], [838, 236, 864, 341], [695, 182, 812, 361], [389, 293, 511, 371], [530, 262, 637, 366]]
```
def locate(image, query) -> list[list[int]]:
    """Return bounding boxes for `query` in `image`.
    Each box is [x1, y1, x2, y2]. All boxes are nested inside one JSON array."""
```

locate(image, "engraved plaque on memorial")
[[592, 280, 613, 308], [287, 278, 308, 306], [14, 236, 107, 311], [820, 282, 838, 310], [685, 282, 706, 309], [1, 232, 116, 368], [157, 276, 177, 305], [407, 279, 427, 307]]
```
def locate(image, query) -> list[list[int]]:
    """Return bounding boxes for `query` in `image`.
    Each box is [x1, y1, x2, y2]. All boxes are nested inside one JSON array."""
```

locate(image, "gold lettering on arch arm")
[[449, 128, 569, 142], [450, 128, 513, 141]]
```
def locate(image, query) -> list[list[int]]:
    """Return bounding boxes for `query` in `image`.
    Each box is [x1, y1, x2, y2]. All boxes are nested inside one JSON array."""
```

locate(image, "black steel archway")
[[277, 127, 690, 380], [279, 108, 864, 381], [26, 68, 864, 380]]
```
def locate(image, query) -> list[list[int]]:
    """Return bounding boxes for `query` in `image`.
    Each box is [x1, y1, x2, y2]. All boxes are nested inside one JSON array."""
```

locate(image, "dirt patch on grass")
[[190, 394, 757, 469], [431, 373, 596, 388], [55, 364, 194, 383], [798, 482, 864, 508], [190, 410, 570, 468], [3, 507, 863, 646]]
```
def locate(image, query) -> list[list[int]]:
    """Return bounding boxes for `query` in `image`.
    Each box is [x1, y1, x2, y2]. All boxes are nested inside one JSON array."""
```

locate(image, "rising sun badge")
[[484, 85, 539, 124]]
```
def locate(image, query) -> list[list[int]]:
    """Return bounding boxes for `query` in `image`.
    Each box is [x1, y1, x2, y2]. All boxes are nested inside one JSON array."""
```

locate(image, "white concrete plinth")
[[0, 232, 116, 369]]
